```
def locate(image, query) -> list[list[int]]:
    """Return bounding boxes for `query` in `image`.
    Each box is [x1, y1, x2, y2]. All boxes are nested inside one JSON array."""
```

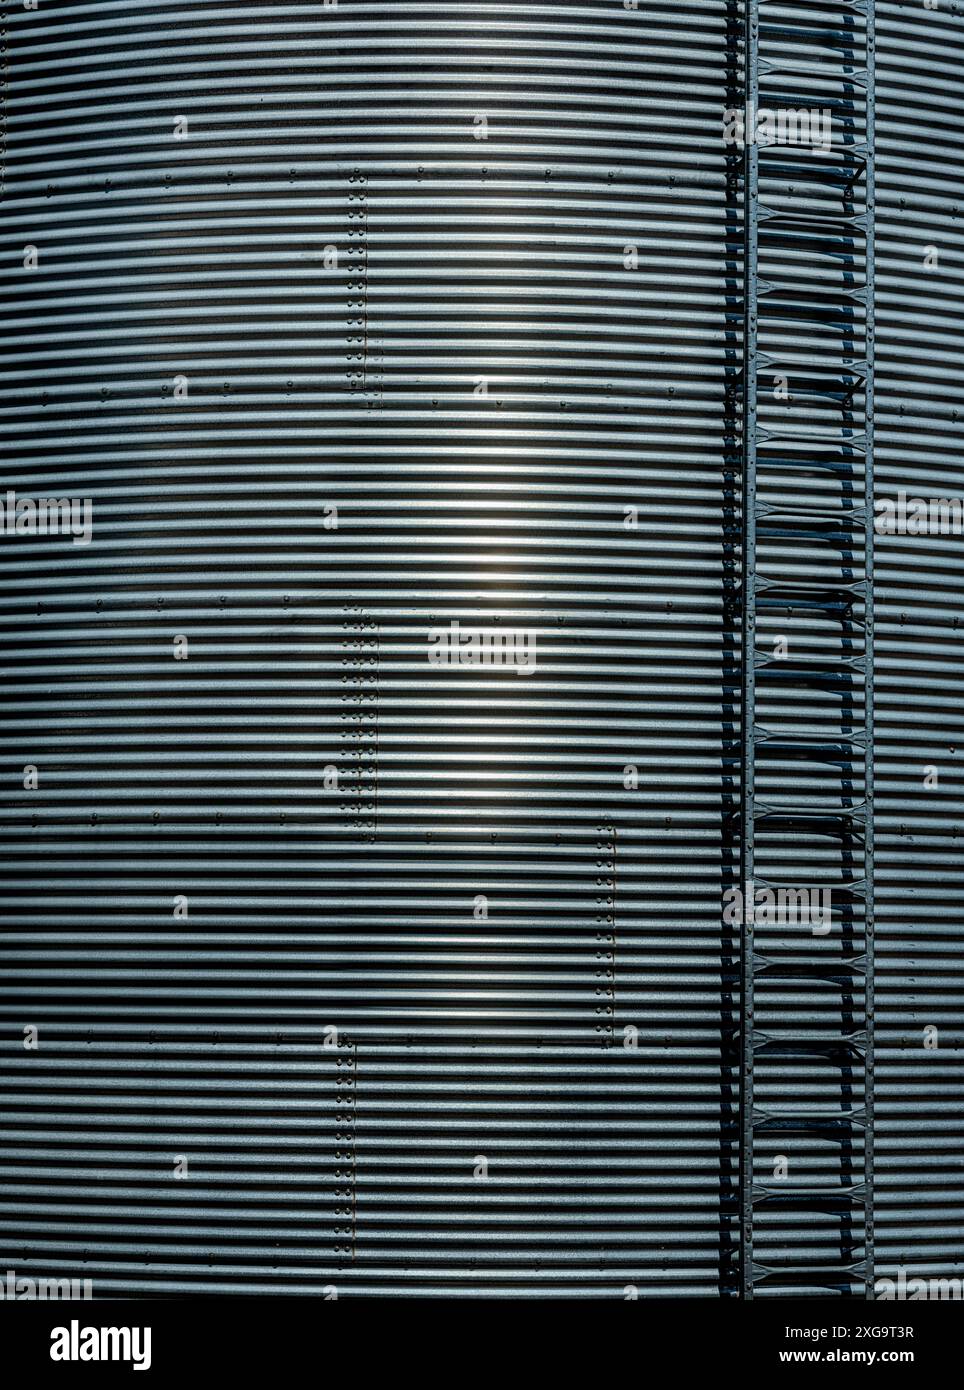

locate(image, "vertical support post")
[[740, 0, 760, 1304], [863, 0, 877, 1302]]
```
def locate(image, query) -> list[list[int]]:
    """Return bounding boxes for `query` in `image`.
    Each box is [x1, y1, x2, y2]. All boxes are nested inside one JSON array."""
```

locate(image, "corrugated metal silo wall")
[[875, 2, 964, 1291], [1, 0, 962, 1302], [0, 1, 739, 1297]]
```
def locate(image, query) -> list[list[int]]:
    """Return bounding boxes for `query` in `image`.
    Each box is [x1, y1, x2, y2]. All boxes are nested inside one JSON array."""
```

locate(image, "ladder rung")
[[760, 0, 867, 10], [753, 575, 869, 597], [756, 351, 868, 377], [753, 799, 867, 821], [752, 1183, 867, 1207], [752, 657, 867, 677], [751, 1259, 869, 1287], [761, 505, 872, 525], [753, 1109, 867, 1133], [758, 206, 870, 233], [759, 59, 869, 83], [751, 875, 867, 898], [757, 141, 870, 163], [753, 730, 868, 753], [757, 283, 870, 307], [754, 593, 862, 616], [753, 952, 869, 981], [755, 502, 868, 524], [756, 428, 867, 452], [752, 1032, 869, 1058]]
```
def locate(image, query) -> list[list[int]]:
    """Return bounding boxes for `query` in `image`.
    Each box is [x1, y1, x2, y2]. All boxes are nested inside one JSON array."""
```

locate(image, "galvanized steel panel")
[[0, 0, 960, 1301], [0, 0, 737, 1298], [874, 0, 964, 1293]]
